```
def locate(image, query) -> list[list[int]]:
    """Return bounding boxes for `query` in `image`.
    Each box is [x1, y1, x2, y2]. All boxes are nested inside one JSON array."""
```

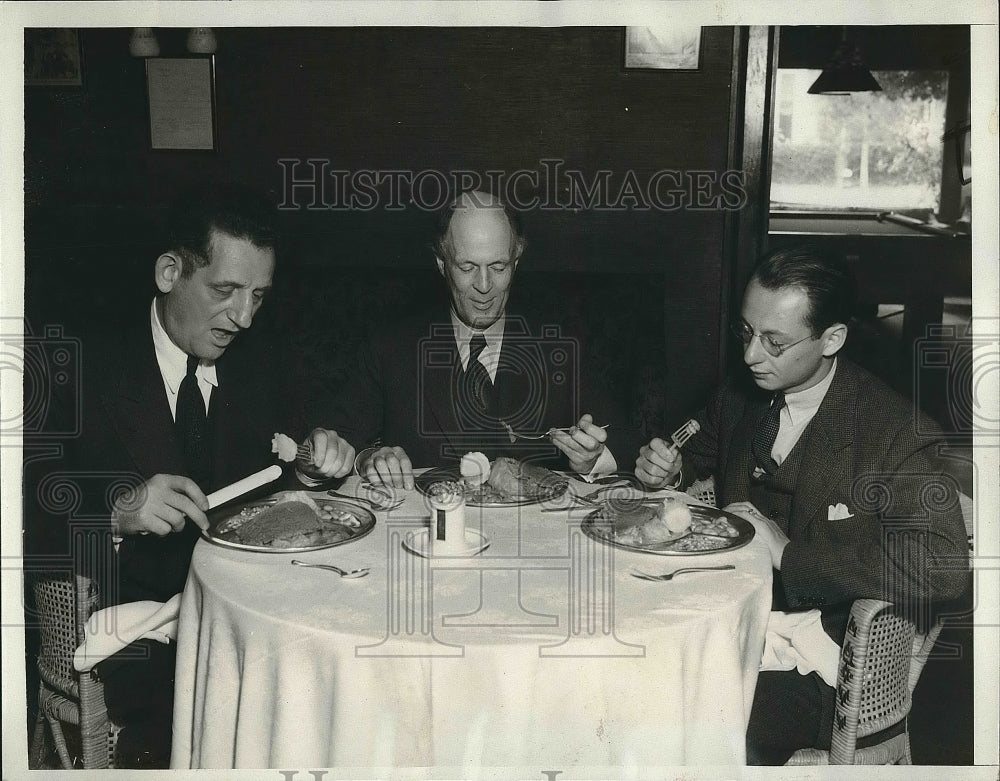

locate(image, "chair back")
[[33, 574, 98, 698], [830, 599, 936, 764], [686, 476, 717, 507]]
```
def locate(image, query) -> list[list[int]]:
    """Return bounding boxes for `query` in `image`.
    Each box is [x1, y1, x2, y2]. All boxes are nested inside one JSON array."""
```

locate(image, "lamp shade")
[[128, 27, 160, 58], [807, 40, 882, 95], [186, 27, 217, 54]]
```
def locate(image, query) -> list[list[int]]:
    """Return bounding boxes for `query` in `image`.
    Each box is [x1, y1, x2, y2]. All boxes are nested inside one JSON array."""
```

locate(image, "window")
[[771, 70, 949, 215]]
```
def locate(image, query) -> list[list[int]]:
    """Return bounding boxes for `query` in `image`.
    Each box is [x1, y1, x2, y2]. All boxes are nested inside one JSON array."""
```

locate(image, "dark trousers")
[[96, 638, 176, 769], [745, 670, 835, 765]]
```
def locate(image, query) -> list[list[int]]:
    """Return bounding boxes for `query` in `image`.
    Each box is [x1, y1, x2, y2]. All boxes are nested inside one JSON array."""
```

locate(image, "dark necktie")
[[462, 333, 493, 415], [751, 391, 785, 476], [465, 334, 493, 414], [175, 355, 212, 485]]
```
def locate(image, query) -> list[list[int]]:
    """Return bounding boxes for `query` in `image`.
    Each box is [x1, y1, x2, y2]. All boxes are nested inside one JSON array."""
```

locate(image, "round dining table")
[[171, 473, 773, 773]]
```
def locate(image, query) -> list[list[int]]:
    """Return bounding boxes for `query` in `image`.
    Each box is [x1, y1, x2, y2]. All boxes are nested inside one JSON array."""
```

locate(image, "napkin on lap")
[[73, 594, 181, 672], [759, 609, 841, 687]]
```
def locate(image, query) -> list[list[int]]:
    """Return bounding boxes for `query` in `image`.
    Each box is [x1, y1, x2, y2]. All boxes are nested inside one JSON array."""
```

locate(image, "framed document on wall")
[[145, 56, 217, 151]]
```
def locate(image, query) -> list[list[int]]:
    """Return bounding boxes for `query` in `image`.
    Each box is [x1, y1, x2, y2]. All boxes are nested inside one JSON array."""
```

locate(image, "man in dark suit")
[[57, 183, 355, 767], [332, 189, 633, 489], [635, 245, 968, 764]]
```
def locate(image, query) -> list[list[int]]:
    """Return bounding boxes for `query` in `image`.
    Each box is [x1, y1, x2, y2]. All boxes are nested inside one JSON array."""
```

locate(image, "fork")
[[501, 421, 611, 443], [631, 564, 735, 581], [668, 419, 700, 451], [291, 559, 370, 579]]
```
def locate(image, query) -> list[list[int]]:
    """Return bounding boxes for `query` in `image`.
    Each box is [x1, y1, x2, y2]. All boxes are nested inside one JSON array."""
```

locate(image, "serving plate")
[[581, 503, 755, 556], [202, 493, 376, 553], [415, 465, 568, 508]]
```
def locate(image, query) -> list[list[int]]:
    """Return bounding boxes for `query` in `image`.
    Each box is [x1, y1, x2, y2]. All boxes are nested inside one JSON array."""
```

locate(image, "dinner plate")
[[581, 503, 755, 556], [415, 465, 568, 507], [402, 528, 491, 558], [203, 493, 376, 553]]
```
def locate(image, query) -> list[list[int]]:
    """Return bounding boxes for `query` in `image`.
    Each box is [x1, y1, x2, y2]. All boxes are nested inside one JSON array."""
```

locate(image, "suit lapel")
[[420, 321, 465, 458], [724, 395, 768, 505], [788, 361, 857, 536], [101, 327, 185, 479]]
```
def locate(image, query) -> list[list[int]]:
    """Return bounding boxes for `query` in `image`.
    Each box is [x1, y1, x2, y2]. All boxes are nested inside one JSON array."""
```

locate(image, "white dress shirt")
[[771, 358, 838, 467], [150, 299, 217, 420], [449, 311, 617, 480]]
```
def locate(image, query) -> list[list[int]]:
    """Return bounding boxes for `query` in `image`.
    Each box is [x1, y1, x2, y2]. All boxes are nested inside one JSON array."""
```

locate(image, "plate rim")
[[580, 504, 755, 556], [414, 465, 568, 507], [202, 495, 377, 554]]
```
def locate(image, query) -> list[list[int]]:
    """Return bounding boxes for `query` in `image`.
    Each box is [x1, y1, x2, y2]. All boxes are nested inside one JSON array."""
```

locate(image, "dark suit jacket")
[[328, 310, 639, 470], [53, 314, 310, 606], [680, 358, 969, 642]]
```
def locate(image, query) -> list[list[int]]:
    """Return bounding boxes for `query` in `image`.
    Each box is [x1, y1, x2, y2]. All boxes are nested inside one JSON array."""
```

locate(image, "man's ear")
[[435, 255, 445, 277], [820, 322, 848, 357], [154, 253, 182, 294]]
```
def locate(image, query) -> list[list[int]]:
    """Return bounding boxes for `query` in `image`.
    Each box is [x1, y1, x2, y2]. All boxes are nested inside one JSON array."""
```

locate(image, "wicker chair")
[[786, 599, 943, 765], [685, 476, 717, 507], [29, 573, 120, 769]]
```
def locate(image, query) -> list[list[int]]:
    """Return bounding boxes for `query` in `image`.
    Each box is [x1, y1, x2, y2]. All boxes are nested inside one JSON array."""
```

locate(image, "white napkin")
[[759, 609, 840, 687], [73, 594, 181, 672]]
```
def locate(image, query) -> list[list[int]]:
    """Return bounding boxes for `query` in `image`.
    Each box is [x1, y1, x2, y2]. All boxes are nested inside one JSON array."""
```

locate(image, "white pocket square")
[[828, 502, 854, 520]]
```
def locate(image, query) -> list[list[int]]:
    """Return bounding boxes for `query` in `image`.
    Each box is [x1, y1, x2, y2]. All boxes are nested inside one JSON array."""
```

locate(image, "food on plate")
[[606, 496, 692, 545], [660, 496, 694, 533], [271, 433, 298, 463], [662, 534, 730, 552], [690, 514, 740, 538], [214, 490, 360, 548], [426, 455, 567, 503], [484, 457, 566, 501], [460, 451, 491, 486]]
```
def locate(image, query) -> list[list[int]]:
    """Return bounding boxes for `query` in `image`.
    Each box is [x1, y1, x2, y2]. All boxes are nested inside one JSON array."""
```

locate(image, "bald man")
[[328, 189, 631, 488]]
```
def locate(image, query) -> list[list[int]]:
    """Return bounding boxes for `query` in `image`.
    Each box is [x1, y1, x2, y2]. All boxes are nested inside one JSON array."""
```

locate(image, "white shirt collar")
[[150, 299, 218, 394], [450, 310, 505, 353], [449, 310, 505, 380], [783, 358, 837, 426]]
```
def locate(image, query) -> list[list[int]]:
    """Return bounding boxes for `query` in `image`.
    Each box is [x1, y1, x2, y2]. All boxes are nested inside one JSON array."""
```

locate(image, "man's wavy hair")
[[751, 245, 858, 334], [431, 189, 527, 264], [165, 182, 278, 277]]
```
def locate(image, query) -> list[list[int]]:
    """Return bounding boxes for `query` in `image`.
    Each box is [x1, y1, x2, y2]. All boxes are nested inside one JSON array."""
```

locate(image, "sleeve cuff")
[[577, 448, 619, 483]]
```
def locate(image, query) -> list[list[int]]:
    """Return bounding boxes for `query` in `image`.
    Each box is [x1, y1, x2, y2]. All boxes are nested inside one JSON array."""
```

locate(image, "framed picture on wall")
[[145, 56, 218, 151], [25, 28, 83, 87], [624, 25, 703, 71]]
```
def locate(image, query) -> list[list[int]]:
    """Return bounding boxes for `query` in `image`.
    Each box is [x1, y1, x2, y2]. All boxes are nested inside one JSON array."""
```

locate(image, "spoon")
[[291, 559, 370, 578]]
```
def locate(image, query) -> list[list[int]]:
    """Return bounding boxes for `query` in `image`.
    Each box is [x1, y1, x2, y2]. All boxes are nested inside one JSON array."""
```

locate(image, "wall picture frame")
[[145, 56, 218, 151], [624, 25, 703, 71], [25, 28, 83, 87]]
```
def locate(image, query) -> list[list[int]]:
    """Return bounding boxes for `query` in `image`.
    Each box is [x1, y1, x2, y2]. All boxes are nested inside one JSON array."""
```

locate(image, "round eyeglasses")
[[730, 321, 817, 357]]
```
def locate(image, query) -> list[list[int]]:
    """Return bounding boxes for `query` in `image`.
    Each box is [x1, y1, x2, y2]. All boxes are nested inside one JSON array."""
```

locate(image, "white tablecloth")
[[171, 476, 772, 773]]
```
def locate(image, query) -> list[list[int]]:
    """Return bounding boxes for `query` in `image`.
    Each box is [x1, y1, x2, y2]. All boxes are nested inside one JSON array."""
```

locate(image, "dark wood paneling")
[[25, 26, 738, 426]]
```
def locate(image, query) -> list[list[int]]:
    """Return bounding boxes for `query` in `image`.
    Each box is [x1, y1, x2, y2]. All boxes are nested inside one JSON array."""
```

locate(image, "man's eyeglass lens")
[[731, 322, 812, 357]]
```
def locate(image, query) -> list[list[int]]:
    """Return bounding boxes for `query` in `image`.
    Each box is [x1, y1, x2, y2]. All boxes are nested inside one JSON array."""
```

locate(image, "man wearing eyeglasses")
[[635, 245, 968, 764]]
